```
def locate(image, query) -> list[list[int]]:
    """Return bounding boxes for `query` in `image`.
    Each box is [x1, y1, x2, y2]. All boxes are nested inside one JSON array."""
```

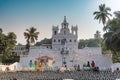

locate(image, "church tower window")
[[54, 31, 57, 35], [70, 39, 72, 42], [54, 39, 56, 42], [58, 39, 60, 42]]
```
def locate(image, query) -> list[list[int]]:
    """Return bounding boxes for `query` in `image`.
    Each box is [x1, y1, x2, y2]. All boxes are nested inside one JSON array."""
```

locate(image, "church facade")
[[19, 17, 112, 70], [52, 16, 78, 50]]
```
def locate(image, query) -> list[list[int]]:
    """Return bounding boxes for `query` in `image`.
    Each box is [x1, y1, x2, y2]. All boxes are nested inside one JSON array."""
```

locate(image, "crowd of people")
[[0, 69, 120, 80]]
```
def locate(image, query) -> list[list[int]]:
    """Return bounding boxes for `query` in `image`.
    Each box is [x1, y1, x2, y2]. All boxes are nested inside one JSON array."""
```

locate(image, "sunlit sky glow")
[[0, 0, 120, 44]]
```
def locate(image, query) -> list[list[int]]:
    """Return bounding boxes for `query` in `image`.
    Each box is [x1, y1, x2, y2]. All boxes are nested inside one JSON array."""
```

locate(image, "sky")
[[0, 0, 120, 45]]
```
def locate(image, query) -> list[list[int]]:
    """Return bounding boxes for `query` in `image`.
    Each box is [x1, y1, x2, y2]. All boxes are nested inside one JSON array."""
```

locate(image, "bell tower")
[[71, 25, 78, 38], [52, 25, 59, 36], [61, 16, 69, 29], [52, 16, 78, 50]]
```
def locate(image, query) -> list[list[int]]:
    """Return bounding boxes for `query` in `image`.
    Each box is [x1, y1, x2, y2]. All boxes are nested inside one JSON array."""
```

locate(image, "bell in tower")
[[61, 16, 69, 29]]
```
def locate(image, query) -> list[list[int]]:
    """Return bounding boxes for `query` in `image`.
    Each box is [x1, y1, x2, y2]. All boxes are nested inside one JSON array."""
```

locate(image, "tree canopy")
[[78, 38, 102, 49], [103, 11, 120, 54], [0, 28, 19, 64], [24, 27, 39, 51], [35, 38, 52, 46]]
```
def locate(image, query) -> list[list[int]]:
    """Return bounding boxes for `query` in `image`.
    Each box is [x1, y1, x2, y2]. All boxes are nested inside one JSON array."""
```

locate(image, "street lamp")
[[61, 48, 69, 67]]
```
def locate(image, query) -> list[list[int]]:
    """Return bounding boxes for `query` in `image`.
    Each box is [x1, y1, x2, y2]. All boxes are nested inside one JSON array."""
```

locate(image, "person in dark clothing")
[[77, 64, 80, 71], [91, 61, 95, 69], [87, 61, 90, 67]]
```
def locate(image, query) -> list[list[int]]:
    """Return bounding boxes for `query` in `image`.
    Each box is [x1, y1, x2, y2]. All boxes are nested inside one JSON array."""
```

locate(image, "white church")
[[18, 17, 113, 71], [52, 16, 78, 50]]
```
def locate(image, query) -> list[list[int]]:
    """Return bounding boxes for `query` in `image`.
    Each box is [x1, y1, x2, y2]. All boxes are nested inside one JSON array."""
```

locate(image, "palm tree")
[[24, 27, 39, 51], [104, 19, 120, 51], [103, 11, 120, 62], [94, 30, 101, 39], [93, 4, 112, 32]]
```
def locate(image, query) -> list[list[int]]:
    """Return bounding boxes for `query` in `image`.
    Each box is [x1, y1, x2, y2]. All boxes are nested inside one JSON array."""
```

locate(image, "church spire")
[[61, 16, 69, 28], [64, 16, 67, 23]]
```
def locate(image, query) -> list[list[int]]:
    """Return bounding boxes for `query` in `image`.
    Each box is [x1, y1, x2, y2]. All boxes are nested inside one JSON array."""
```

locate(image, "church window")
[[58, 39, 60, 42], [54, 39, 56, 42], [64, 24, 66, 28], [54, 31, 57, 35], [70, 39, 72, 42], [21, 47, 23, 50]]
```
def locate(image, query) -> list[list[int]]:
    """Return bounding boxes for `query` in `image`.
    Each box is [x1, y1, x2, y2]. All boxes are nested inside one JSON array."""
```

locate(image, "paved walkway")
[[0, 70, 120, 80]]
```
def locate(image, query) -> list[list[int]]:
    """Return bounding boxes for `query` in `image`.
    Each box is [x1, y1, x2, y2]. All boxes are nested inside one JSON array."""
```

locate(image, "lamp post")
[[60, 38, 69, 67], [70, 49, 75, 67], [61, 48, 69, 67]]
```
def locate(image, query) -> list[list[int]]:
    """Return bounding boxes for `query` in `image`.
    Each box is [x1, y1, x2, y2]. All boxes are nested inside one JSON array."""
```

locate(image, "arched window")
[[61, 39, 66, 45], [54, 31, 57, 35], [70, 39, 72, 42], [58, 39, 60, 42], [54, 39, 56, 42]]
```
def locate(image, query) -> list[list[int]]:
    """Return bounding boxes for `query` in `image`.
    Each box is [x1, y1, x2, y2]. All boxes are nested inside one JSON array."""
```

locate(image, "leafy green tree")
[[3, 32, 17, 63], [94, 30, 101, 39], [87, 39, 102, 47], [7, 32, 17, 50], [93, 4, 112, 32], [0, 29, 18, 64], [24, 27, 39, 51], [78, 39, 86, 49], [78, 38, 102, 49], [103, 11, 120, 62], [0, 28, 4, 54], [0, 28, 2, 34], [4, 32, 17, 59], [104, 12, 120, 53], [35, 38, 52, 46]]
